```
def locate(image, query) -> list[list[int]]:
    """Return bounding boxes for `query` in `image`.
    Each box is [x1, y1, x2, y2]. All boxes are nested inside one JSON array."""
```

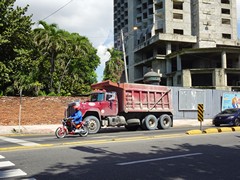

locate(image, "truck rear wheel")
[[142, 115, 158, 130], [83, 116, 100, 134], [158, 114, 171, 129]]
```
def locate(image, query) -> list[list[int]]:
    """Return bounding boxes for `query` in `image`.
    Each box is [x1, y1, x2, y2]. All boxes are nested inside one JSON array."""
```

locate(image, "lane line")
[[0, 156, 4, 159], [116, 153, 203, 166], [0, 136, 40, 146], [0, 169, 27, 178], [0, 161, 15, 168]]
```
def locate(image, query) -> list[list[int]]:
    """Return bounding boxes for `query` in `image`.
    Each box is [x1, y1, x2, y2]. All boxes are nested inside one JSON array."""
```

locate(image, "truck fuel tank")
[[106, 116, 126, 126]]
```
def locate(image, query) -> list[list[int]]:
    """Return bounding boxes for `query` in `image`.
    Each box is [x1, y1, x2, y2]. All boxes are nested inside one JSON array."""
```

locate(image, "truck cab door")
[[101, 92, 118, 116]]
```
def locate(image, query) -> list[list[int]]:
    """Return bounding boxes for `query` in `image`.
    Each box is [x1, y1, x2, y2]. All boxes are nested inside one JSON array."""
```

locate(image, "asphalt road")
[[0, 126, 239, 180], [0, 126, 208, 149]]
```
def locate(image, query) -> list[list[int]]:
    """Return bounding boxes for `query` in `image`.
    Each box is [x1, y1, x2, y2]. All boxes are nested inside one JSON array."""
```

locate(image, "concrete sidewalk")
[[0, 119, 213, 135]]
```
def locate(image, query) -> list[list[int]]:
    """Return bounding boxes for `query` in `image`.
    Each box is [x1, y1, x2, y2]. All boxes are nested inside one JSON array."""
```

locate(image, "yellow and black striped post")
[[198, 104, 204, 130]]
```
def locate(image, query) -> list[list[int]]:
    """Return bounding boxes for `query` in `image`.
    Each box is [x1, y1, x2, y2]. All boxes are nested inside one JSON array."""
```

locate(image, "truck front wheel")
[[83, 116, 101, 134], [158, 114, 172, 129]]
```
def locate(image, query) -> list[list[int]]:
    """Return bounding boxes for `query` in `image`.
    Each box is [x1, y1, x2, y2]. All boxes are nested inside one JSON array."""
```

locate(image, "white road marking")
[[116, 153, 203, 166], [0, 161, 15, 168], [0, 136, 40, 146], [0, 169, 27, 178], [0, 156, 4, 159]]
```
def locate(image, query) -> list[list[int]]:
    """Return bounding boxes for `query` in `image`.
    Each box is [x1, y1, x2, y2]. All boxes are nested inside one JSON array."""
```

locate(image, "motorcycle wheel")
[[55, 127, 67, 138], [79, 126, 89, 137]]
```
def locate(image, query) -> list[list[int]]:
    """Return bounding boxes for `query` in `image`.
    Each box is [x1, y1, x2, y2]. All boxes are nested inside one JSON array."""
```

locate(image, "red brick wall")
[[0, 96, 87, 126]]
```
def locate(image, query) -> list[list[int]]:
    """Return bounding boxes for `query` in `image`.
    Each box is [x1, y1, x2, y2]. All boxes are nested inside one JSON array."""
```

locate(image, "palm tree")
[[33, 21, 66, 91], [57, 33, 90, 94], [103, 48, 124, 82]]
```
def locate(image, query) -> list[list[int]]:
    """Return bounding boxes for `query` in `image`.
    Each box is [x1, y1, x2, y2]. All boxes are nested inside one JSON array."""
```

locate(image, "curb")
[[218, 127, 232, 132], [203, 128, 219, 134], [186, 126, 240, 135], [232, 127, 240, 131], [186, 130, 202, 135]]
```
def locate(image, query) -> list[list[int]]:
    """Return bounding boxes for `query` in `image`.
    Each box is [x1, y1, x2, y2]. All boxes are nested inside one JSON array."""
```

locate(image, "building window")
[[222, 18, 231, 25], [221, 0, 230, 4], [221, 8, 230, 14], [155, 1, 163, 10], [173, 13, 183, 20], [143, 12, 148, 19], [222, 33, 231, 39], [149, 8, 153, 15], [174, 29, 184, 35], [137, 7, 142, 14], [137, 17, 142, 23], [142, 2, 147, 10], [148, 0, 153, 5], [173, 1, 183, 10]]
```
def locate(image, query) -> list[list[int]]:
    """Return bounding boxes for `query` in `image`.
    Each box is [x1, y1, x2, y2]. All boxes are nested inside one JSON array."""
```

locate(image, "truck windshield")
[[91, 93, 105, 102]]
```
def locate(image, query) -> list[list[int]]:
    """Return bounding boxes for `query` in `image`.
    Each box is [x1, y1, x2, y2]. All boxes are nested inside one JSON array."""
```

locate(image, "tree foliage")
[[0, 0, 35, 95], [103, 48, 124, 83], [0, 0, 100, 96], [33, 22, 100, 95]]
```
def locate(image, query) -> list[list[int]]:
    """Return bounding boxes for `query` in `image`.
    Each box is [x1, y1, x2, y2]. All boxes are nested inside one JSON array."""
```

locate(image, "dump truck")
[[66, 80, 173, 134]]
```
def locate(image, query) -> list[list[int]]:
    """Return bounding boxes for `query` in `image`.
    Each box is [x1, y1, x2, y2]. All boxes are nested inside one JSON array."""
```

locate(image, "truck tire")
[[142, 115, 158, 130], [83, 116, 101, 134], [158, 114, 171, 129]]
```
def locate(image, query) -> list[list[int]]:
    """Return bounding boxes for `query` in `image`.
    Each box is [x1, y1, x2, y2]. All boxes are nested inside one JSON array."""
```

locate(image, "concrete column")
[[166, 43, 172, 55], [221, 51, 227, 68], [177, 55, 182, 71], [214, 69, 227, 89], [167, 77, 172, 86], [166, 59, 172, 73], [182, 70, 191, 87]]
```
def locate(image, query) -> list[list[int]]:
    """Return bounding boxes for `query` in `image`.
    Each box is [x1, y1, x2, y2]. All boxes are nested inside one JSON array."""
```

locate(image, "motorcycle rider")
[[68, 102, 83, 132]]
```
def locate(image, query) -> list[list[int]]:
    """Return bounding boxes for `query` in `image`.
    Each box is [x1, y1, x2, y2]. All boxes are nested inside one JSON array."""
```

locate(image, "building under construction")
[[114, 0, 240, 91]]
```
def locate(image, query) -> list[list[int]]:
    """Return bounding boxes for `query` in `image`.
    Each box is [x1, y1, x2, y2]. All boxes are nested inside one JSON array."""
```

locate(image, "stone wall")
[[0, 96, 87, 126]]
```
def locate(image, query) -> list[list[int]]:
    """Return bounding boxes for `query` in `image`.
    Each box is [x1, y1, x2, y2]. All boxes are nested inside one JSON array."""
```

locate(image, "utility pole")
[[121, 28, 128, 83]]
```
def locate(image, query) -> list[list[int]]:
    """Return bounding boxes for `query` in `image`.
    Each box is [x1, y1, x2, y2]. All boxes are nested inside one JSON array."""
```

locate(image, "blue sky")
[[15, 0, 240, 82]]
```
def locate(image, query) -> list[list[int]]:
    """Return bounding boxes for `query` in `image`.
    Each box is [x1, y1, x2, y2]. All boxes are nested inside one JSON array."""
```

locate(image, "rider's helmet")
[[72, 102, 80, 110]]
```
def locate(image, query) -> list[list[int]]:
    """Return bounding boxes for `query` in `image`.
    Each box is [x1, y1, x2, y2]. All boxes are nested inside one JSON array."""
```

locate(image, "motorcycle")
[[55, 118, 89, 138]]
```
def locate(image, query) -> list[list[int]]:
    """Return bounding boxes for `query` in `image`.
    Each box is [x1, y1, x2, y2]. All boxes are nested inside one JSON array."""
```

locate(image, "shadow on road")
[[30, 134, 240, 180]]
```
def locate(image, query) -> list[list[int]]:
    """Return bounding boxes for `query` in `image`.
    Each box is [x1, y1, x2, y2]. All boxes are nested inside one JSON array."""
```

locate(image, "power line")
[[42, 0, 74, 21]]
